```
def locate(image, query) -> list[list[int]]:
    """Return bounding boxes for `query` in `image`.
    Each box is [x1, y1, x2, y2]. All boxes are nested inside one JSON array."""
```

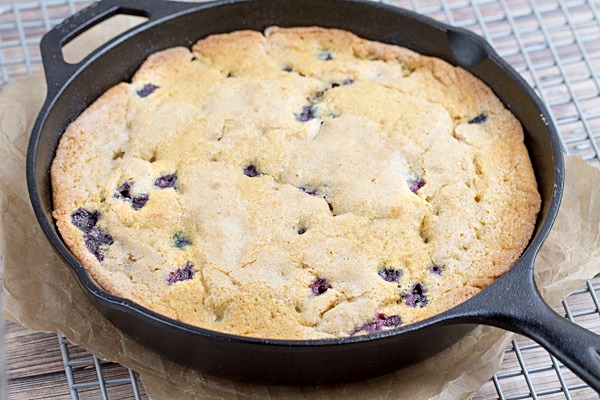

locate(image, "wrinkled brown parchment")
[[1, 19, 599, 400]]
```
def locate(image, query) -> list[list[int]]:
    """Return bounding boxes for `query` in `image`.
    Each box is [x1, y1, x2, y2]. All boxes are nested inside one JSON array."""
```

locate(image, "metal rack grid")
[[1, 0, 598, 398]]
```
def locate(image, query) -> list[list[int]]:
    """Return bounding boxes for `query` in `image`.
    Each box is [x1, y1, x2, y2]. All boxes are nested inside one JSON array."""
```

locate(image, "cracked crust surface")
[[51, 27, 540, 339]]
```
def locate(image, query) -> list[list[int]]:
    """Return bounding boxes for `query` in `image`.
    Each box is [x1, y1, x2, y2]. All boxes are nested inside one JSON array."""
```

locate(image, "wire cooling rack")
[[1, 0, 599, 398]]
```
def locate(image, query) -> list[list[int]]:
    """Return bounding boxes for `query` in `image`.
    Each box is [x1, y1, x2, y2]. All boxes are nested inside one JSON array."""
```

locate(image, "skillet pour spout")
[[26, 0, 600, 387]]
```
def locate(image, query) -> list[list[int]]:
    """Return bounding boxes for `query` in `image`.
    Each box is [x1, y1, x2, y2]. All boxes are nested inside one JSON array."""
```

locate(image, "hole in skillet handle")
[[39, 0, 191, 97], [446, 28, 490, 68], [62, 14, 149, 64]]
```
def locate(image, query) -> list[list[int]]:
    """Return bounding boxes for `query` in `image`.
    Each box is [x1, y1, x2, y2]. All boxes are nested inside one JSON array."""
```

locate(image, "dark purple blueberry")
[[381, 314, 402, 327], [310, 278, 332, 296], [295, 104, 317, 122], [352, 313, 402, 335], [378, 268, 402, 283], [300, 185, 333, 212], [96, 228, 113, 245], [167, 261, 195, 285], [283, 66, 293, 72], [468, 113, 488, 124], [115, 181, 148, 210], [408, 179, 425, 194], [84, 227, 114, 262], [155, 173, 178, 189], [173, 232, 192, 248], [331, 79, 354, 88], [131, 194, 149, 211], [115, 181, 133, 200], [84, 235, 103, 261], [297, 227, 307, 235], [429, 264, 442, 275], [136, 83, 160, 98], [403, 282, 428, 307], [71, 208, 100, 234], [299, 186, 319, 196], [243, 164, 260, 177], [318, 51, 333, 61]]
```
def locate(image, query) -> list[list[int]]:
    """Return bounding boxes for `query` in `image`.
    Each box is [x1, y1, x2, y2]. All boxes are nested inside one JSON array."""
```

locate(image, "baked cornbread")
[[51, 27, 541, 339]]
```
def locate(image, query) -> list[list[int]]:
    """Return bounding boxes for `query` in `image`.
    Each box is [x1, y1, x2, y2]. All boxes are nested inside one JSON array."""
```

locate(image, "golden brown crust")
[[51, 27, 540, 339]]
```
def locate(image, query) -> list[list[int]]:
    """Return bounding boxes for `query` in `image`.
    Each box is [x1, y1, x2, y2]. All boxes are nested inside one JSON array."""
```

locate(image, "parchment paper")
[[1, 22, 599, 399]]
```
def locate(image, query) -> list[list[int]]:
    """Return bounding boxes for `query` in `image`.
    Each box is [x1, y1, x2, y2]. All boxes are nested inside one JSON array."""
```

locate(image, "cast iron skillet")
[[27, 0, 600, 389]]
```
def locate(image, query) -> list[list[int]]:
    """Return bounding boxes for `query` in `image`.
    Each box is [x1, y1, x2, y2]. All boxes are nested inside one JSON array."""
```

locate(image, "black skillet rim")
[[26, 0, 565, 348]]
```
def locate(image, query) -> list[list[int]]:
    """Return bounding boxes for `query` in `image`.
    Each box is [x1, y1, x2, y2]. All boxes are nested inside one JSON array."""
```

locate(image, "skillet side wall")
[[92, 294, 476, 385], [29, 0, 560, 385]]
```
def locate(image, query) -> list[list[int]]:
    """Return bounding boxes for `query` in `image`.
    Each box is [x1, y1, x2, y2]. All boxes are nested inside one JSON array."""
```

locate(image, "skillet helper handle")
[[457, 259, 600, 392], [40, 0, 190, 96]]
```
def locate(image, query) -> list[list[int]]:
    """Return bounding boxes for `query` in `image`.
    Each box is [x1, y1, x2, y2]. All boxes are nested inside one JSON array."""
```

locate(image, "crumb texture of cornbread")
[[51, 27, 540, 339]]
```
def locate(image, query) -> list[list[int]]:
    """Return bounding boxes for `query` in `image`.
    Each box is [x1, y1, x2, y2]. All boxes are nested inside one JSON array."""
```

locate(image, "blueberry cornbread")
[[51, 27, 540, 339]]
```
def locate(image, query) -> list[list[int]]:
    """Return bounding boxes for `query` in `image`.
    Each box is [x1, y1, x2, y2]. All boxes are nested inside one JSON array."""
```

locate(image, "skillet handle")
[[40, 0, 192, 96], [505, 295, 600, 392], [455, 257, 600, 392]]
